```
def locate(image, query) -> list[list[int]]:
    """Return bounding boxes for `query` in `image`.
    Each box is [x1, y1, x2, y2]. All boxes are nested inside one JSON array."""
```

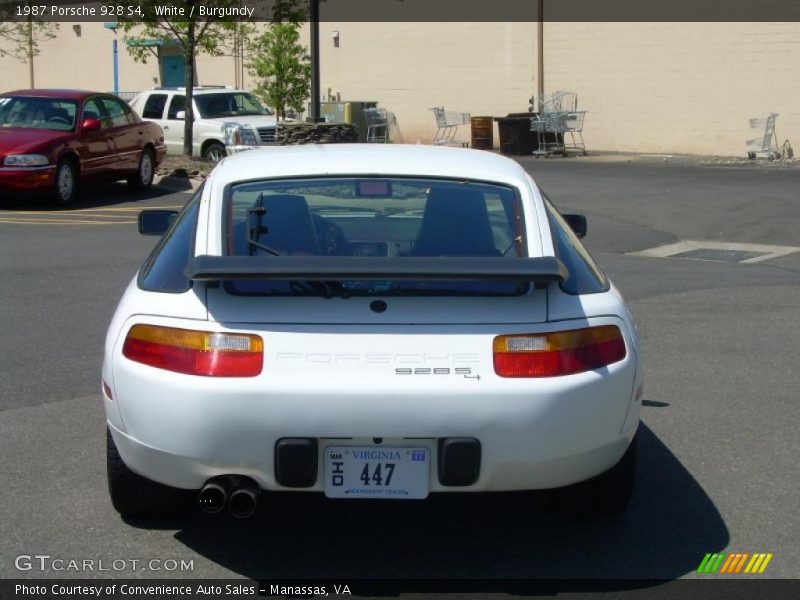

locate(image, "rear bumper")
[[0, 166, 55, 193], [108, 421, 636, 493]]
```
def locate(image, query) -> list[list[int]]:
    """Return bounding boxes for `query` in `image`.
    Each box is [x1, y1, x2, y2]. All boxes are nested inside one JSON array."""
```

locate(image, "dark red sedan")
[[0, 89, 167, 205]]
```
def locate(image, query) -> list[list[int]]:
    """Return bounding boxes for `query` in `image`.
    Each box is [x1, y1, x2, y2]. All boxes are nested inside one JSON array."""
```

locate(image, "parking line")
[[0, 205, 182, 215], [0, 218, 136, 225]]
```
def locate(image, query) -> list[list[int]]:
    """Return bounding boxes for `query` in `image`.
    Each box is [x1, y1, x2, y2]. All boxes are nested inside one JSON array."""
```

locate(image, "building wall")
[[2, 21, 798, 156], [543, 22, 800, 155]]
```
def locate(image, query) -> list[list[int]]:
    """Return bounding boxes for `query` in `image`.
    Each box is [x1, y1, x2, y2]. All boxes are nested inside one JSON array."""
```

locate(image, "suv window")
[[167, 95, 187, 120], [141, 93, 167, 119], [225, 177, 528, 297], [139, 190, 202, 293], [541, 190, 608, 295], [195, 92, 271, 118], [100, 97, 132, 127]]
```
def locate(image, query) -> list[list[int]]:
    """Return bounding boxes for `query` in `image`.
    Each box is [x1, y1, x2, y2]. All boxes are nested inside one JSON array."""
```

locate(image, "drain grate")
[[630, 240, 800, 264], [670, 249, 767, 263]]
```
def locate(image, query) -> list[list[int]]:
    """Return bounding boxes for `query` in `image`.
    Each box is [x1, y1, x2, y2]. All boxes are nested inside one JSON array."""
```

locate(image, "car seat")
[[412, 186, 499, 256], [245, 194, 321, 256]]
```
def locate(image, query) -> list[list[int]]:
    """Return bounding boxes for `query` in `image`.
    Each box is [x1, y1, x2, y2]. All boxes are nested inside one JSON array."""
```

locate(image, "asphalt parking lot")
[[1, 156, 798, 592]]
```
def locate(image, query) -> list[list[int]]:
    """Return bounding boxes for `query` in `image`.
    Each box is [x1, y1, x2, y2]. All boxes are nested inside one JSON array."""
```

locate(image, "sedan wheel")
[[128, 148, 155, 190], [53, 159, 77, 206]]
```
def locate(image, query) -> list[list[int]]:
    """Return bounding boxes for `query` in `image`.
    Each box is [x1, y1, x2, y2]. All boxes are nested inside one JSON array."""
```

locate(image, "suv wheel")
[[106, 428, 186, 516], [202, 142, 226, 163], [128, 148, 155, 190]]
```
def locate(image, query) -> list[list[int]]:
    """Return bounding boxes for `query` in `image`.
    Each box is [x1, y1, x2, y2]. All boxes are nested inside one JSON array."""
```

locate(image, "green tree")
[[0, 14, 59, 88], [247, 22, 311, 120], [114, 0, 239, 157]]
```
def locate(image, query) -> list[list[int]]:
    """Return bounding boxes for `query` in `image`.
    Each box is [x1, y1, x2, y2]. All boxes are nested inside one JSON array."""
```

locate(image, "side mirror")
[[81, 118, 102, 132], [138, 210, 179, 236], [563, 213, 587, 238], [175, 110, 186, 120]]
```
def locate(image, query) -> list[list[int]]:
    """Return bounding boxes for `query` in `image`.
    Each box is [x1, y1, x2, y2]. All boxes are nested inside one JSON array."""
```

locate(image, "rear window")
[[224, 177, 528, 296]]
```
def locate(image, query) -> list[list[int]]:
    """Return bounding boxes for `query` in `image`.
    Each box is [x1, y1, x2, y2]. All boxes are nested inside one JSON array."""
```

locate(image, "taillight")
[[493, 325, 626, 378], [123, 324, 263, 377]]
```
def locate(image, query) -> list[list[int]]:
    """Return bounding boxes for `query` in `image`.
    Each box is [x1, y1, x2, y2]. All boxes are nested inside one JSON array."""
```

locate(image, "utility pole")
[[537, 0, 544, 106], [309, 0, 321, 122]]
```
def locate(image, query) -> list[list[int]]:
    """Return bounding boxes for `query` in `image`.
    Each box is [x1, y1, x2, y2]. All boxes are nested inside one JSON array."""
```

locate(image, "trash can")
[[470, 116, 493, 150], [495, 114, 537, 155]]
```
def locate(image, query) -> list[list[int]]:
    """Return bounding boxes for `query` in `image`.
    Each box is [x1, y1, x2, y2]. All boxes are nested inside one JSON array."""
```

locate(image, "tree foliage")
[[0, 20, 58, 62], [247, 22, 311, 120], [114, 0, 240, 156]]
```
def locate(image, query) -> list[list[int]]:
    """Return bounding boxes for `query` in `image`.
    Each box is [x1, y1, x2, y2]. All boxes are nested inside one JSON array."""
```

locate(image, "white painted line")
[[629, 240, 800, 263]]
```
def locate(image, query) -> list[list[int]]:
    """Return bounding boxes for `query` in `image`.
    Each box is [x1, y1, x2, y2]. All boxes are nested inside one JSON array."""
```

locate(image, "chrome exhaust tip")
[[228, 478, 259, 519], [198, 480, 227, 514]]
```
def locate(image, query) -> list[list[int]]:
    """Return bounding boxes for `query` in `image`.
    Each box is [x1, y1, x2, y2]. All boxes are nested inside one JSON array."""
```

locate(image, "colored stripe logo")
[[697, 552, 773, 574]]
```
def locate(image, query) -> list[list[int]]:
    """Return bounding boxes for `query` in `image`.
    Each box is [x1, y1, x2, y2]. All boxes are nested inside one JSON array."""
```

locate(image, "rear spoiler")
[[185, 255, 567, 283]]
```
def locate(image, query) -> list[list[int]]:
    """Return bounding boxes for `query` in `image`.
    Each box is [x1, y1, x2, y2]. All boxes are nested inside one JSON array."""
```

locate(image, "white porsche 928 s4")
[[102, 144, 642, 519]]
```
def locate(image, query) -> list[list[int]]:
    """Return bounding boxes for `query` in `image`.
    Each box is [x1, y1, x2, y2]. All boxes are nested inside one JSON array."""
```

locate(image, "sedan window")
[[100, 97, 132, 127], [83, 98, 111, 128], [0, 96, 77, 131]]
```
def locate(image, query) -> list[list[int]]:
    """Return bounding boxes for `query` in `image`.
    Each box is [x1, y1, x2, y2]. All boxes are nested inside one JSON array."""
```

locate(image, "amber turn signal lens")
[[123, 324, 263, 377], [493, 325, 626, 377]]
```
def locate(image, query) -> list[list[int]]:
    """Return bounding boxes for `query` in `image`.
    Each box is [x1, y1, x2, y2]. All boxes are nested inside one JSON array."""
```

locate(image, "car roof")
[[211, 144, 535, 188], [2, 89, 104, 101], [147, 87, 244, 95]]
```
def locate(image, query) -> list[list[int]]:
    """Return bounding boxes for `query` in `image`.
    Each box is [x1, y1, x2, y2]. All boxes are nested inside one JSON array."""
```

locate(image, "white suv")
[[129, 86, 278, 162]]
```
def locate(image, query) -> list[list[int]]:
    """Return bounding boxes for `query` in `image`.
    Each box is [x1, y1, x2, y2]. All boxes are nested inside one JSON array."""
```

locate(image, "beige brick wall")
[[318, 22, 537, 145], [2, 20, 798, 157], [543, 22, 800, 155]]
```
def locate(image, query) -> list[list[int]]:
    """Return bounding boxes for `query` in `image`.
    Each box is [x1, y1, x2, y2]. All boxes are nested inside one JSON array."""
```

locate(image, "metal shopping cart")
[[431, 106, 470, 146], [746, 113, 780, 159], [364, 108, 389, 143], [531, 112, 567, 157], [564, 111, 587, 155], [530, 91, 587, 157]]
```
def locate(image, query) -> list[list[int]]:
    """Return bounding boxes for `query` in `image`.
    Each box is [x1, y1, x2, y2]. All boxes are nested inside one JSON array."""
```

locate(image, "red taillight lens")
[[123, 324, 263, 377], [493, 325, 626, 378]]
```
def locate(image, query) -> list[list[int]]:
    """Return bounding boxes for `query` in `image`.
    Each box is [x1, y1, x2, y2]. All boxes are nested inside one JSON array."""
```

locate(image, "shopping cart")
[[746, 113, 780, 159], [530, 91, 587, 157], [564, 111, 587, 155], [531, 112, 567, 157], [431, 106, 470, 146], [364, 108, 389, 143]]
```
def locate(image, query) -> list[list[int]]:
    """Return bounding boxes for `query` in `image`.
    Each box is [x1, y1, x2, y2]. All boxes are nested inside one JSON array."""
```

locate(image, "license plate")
[[324, 446, 430, 499]]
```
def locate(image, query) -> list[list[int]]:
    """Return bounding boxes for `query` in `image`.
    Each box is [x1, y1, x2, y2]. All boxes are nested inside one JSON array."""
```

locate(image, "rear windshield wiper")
[[247, 205, 281, 256], [248, 202, 348, 298]]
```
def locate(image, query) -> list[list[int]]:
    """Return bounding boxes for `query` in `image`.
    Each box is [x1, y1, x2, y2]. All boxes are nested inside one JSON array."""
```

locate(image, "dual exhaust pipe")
[[198, 476, 259, 518]]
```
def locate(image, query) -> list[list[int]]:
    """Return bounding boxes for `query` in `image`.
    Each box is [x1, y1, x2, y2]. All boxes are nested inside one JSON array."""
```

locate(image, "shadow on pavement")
[[124, 422, 728, 588], [0, 182, 181, 211]]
